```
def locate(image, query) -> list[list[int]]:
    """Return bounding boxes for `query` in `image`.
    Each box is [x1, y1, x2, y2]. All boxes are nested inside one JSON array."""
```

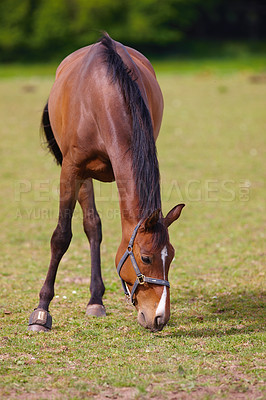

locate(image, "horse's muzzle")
[[137, 309, 169, 332]]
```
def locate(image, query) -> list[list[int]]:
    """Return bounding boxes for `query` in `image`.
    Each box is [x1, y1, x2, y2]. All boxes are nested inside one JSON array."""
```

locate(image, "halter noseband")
[[117, 220, 170, 305]]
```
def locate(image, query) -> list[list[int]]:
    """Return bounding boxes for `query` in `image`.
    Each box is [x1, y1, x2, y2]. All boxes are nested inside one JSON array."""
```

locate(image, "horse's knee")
[[83, 211, 102, 244], [51, 223, 72, 255]]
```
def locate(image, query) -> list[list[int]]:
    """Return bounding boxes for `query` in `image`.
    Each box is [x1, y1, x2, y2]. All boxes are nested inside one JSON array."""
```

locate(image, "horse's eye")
[[141, 255, 152, 264]]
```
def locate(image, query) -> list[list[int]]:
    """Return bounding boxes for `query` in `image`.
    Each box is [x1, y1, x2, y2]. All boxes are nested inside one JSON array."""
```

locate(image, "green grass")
[[0, 59, 265, 399], [1, 50, 266, 78]]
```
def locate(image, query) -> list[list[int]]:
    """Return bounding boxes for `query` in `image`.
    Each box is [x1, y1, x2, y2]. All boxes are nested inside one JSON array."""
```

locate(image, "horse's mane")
[[100, 33, 161, 221]]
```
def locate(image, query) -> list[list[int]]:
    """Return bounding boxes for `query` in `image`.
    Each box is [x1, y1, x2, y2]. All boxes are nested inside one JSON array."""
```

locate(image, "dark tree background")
[[0, 0, 265, 61]]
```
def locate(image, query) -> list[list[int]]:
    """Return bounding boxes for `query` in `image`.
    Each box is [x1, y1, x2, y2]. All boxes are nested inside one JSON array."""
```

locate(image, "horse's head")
[[116, 204, 185, 332]]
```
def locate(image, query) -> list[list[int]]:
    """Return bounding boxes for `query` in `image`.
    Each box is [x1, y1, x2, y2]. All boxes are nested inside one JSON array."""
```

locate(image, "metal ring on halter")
[[117, 220, 170, 305]]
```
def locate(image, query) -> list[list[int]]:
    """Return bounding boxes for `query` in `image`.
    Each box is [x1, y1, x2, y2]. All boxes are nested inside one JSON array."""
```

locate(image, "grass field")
[[0, 57, 265, 399]]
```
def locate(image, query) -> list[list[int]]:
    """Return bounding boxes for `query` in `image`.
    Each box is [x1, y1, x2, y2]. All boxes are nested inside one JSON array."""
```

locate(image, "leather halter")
[[117, 220, 170, 305]]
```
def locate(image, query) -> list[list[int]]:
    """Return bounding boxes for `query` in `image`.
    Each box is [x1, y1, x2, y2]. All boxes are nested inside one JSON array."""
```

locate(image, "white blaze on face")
[[156, 246, 168, 317]]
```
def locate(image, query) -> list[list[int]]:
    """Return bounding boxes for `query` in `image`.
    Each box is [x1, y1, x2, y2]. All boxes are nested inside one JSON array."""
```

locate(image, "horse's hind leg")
[[28, 164, 80, 331], [78, 179, 106, 317]]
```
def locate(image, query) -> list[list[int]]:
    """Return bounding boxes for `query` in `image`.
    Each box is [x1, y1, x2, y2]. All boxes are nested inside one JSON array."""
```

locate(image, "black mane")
[[100, 33, 161, 220]]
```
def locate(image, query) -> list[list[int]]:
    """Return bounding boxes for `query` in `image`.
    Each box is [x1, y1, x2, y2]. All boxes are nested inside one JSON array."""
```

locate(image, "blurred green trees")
[[0, 0, 265, 61]]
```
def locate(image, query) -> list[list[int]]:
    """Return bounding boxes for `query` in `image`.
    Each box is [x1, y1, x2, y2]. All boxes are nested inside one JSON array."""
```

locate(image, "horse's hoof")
[[28, 324, 50, 332], [86, 304, 106, 317], [28, 309, 52, 331]]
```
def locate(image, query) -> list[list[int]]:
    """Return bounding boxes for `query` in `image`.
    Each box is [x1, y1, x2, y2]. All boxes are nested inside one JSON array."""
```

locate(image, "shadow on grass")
[[168, 289, 265, 338]]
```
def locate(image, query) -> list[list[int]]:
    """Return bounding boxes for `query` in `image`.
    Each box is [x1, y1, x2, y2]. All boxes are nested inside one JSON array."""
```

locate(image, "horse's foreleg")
[[28, 165, 80, 331], [78, 179, 106, 317]]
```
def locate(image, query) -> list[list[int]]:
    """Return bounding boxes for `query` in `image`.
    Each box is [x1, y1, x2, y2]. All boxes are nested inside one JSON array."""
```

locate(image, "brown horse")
[[28, 33, 184, 333]]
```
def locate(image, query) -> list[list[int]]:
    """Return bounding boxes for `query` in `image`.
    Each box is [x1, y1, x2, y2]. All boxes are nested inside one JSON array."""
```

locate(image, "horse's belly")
[[82, 157, 115, 182]]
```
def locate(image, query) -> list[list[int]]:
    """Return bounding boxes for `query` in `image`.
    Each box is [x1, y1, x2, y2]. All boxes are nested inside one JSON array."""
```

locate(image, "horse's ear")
[[164, 204, 185, 228], [144, 209, 161, 231]]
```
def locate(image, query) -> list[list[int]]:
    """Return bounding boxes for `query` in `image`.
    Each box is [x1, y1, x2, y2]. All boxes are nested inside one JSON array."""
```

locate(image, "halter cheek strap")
[[117, 220, 170, 305]]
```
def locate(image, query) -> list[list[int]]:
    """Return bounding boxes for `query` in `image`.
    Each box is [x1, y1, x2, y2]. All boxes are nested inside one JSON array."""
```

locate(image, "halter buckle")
[[125, 293, 131, 304], [137, 274, 145, 285]]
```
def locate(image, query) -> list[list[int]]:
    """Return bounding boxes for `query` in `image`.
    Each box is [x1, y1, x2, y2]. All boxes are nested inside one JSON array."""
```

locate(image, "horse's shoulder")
[[55, 45, 93, 79], [125, 46, 157, 78]]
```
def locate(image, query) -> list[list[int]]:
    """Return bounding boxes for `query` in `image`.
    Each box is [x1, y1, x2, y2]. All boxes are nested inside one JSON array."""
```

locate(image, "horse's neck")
[[113, 155, 161, 239], [108, 129, 160, 238], [116, 176, 139, 233], [111, 153, 140, 235]]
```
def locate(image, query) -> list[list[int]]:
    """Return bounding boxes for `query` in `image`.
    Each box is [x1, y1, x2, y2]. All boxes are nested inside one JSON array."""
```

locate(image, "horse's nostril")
[[141, 312, 146, 322], [155, 315, 163, 328]]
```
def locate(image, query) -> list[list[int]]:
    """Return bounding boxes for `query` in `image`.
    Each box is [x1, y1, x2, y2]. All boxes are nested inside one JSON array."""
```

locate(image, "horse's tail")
[[41, 102, 62, 166], [100, 33, 161, 219]]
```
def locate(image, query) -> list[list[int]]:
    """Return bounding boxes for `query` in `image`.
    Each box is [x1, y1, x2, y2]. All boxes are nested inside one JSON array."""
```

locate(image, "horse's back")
[[55, 45, 92, 79], [47, 37, 163, 180], [50, 39, 163, 136], [48, 43, 106, 151]]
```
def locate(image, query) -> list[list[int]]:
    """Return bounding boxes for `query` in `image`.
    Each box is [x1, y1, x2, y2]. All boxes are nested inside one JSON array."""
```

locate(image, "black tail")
[[41, 103, 62, 166], [100, 33, 161, 220]]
